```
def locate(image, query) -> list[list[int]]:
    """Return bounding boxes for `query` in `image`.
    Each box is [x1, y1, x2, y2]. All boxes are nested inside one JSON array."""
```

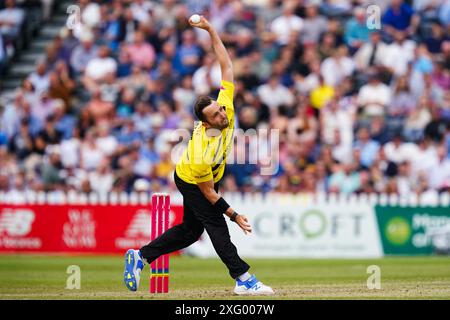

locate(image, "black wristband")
[[213, 197, 230, 215], [230, 212, 238, 222]]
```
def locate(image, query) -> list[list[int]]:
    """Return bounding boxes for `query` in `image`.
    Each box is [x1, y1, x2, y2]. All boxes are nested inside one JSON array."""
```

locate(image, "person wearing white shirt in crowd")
[[354, 31, 389, 72], [320, 98, 353, 147], [70, 31, 98, 75], [270, 1, 303, 46], [88, 158, 114, 194], [410, 138, 438, 178], [257, 75, 295, 111], [320, 45, 354, 87], [357, 72, 391, 117], [80, 129, 104, 171], [331, 129, 353, 164], [95, 121, 118, 157], [383, 30, 416, 77], [83, 46, 118, 90], [0, 0, 25, 40], [192, 53, 222, 95], [27, 61, 50, 95], [31, 91, 57, 124], [383, 134, 420, 164], [428, 145, 450, 190], [130, 0, 154, 24], [1, 92, 26, 139], [397, 161, 418, 195], [80, 0, 101, 29], [60, 127, 81, 169]]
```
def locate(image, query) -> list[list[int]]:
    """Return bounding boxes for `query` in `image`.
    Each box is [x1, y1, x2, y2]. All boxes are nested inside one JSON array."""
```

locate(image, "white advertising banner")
[[184, 194, 383, 258]]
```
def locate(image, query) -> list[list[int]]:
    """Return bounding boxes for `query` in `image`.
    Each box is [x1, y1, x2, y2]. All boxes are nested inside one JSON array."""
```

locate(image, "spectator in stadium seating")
[[117, 118, 142, 146], [40, 146, 63, 191], [353, 127, 380, 168], [328, 162, 361, 194], [96, 121, 118, 157], [80, 129, 103, 172], [59, 126, 81, 169], [130, 0, 153, 25], [82, 45, 118, 92], [413, 0, 443, 21], [423, 22, 448, 54], [70, 31, 98, 76], [0, 0, 25, 42], [344, 6, 371, 53], [32, 91, 58, 124], [53, 100, 75, 140], [271, 1, 303, 46], [48, 63, 75, 112], [173, 74, 196, 113], [404, 96, 432, 141], [383, 31, 416, 76], [37, 114, 63, 147], [382, 0, 420, 36], [389, 75, 416, 119], [205, 1, 231, 35], [192, 52, 221, 95], [222, 1, 255, 43], [257, 74, 295, 112], [431, 59, 450, 91], [320, 97, 353, 147], [424, 106, 447, 142], [124, 31, 156, 70], [428, 144, 450, 191], [85, 88, 114, 122], [320, 45, 354, 87], [88, 157, 114, 194], [301, 1, 328, 45], [439, 0, 450, 26], [79, 0, 101, 30], [383, 133, 420, 166], [354, 31, 389, 73], [27, 61, 50, 95], [8, 118, 34, 161], [357, 72, 391, 118], [176, 29, 202, 77]]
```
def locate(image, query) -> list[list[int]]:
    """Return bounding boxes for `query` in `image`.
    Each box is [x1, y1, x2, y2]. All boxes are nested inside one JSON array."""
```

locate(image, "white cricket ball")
[[190, 14, 201, 24]]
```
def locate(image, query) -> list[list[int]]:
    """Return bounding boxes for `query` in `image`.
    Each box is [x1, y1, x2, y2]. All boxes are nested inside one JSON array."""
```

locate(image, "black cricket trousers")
[[140, 171, 250, 279]]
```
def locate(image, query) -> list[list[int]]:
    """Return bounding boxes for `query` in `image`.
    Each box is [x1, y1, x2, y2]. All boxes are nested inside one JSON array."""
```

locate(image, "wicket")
[[150, 193, 170, 293]]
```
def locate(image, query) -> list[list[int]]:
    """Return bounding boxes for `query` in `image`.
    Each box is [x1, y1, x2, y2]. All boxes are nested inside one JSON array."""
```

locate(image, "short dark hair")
[[193, 96, 213, 122]]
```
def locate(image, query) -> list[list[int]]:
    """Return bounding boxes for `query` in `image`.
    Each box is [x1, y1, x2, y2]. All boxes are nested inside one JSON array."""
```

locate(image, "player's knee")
[[186, 225, 204, 242]]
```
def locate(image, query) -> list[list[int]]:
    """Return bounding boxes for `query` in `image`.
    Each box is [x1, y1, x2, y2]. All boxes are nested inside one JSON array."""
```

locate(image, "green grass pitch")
[[0, 255, 449, 299]]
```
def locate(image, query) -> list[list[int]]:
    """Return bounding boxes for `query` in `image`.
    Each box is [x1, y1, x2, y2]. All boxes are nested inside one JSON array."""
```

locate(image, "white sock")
[[238, 272, 251, 282]]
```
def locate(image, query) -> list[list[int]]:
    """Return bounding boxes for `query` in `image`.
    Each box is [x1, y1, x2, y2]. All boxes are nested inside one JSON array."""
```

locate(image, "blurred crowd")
[[0, 0, 449, 196]]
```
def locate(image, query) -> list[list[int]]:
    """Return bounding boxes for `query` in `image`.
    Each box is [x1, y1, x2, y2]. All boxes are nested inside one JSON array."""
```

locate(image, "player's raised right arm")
[[189, 15, 233, 83]]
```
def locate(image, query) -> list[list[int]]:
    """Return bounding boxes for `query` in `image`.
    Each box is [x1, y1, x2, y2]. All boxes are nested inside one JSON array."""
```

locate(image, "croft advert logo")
[[253, 210, 364, 239], [0, 209, 42, 249]]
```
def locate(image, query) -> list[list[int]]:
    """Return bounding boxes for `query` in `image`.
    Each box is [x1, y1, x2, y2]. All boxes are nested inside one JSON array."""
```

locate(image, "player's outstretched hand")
[[188, 15, 211, 31], [235, 215, 252, 235]]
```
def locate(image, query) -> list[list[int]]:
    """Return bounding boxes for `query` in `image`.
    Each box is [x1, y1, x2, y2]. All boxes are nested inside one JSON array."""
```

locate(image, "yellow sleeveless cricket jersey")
[[175, 80, 235, 184]]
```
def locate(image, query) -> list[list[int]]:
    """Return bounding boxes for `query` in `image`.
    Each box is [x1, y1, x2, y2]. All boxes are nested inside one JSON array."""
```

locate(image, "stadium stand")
[[0, 0, 449, 196]]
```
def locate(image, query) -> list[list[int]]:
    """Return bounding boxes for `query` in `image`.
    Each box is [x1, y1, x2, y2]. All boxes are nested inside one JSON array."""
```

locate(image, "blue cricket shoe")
[[123, 249, 145, 291], [234, 274, 274, 295]]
